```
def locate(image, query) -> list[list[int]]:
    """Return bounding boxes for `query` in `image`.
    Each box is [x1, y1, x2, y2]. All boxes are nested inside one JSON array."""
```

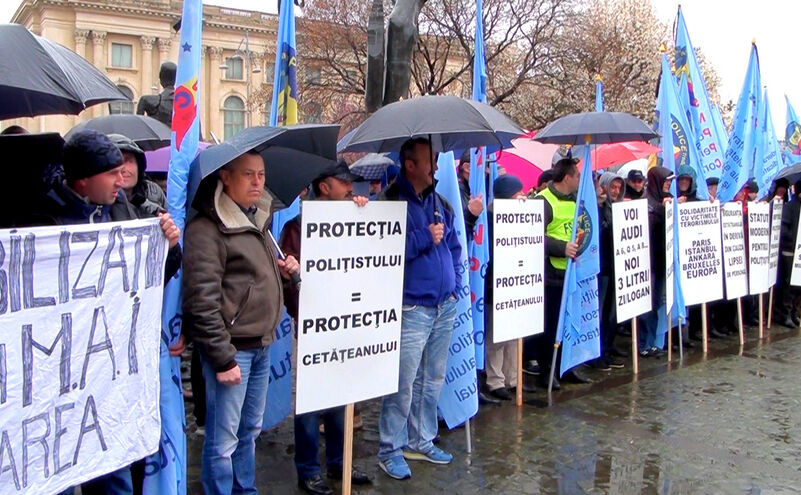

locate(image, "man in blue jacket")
[[376, 137, 462, 480]]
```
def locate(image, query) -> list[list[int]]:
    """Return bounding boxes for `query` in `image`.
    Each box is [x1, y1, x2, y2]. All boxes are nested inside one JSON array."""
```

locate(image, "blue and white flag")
[[263, 0, 300, 430], [712, 103, 729, 145], [142, 2, 202, 494], [556, 148, 600, 377], [595, 76, 604, 112], [784, 95, 801, 165], [435, 152, 479, 428], [675, 6, 726, 179], [718, 43, 762, 203], [755, 90, 785, 199], [468, 0, 489, 369]]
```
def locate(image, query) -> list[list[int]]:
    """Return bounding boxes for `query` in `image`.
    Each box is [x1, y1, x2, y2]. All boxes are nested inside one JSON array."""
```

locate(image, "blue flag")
[[435, 152, 479, 428], [656, 53, 687, 323], [718, 43, 762, 203], [785, 95, 801, 165], [468, 0, 489, 369], [141, 2, 201, 494], [556, 148, 600, 377], [595, 76, 604, 112], [675, 6, 726, 179], [263, 0, 300, 430], [712, 103, 729, 145], [659, 55, 709, 200], [755, 90, 785, 199]]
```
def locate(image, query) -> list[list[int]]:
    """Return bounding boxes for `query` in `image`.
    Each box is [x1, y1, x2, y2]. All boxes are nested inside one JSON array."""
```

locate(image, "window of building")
[[111, 43, 133, 68], [108, 85, 135, 114], [223, 95, 245, 140], [225, 56, 244, 80]]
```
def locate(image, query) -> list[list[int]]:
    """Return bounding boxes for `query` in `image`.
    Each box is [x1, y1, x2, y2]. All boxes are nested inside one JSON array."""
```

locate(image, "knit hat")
[[63, 129, 123, 181], [493, 174, 524, 199]]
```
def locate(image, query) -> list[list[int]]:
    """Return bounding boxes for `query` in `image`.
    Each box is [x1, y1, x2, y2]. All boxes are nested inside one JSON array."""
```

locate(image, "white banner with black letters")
[[0, 219, 166, 495], [296, 201, 406, 414], [721, 203, 748, 300], [677, 201, 724, 305], [768, 199, 783, 288], [790, 208, 801, 287], [613, 199, 652, 322], [491, 199, 544, 343], [748, 201, 771, 295]]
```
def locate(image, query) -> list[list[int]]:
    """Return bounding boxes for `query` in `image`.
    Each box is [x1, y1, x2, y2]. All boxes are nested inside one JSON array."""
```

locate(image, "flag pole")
[[767, 287, 774, 328], [678, 317, 684, 360], [342, 403, 354, 495], [631, 318, 639, 375], [667, 310, 673, 361], [737, 297, 745, 346], [464, 419, 472, 453], [701, 303, 709, 354], [516, 338, 523, 406], [759, 293, 764, 338], [547, 343, 559, 406]]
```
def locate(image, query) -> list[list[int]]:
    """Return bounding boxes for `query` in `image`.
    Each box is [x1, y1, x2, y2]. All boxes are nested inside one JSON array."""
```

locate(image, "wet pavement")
[[184, 322, 801, 494]]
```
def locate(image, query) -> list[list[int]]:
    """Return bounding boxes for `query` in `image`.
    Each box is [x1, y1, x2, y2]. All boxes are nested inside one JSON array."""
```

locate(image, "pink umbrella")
[[496, 150, 544, 192], [496, 131, 560, 191], [144, 141, 211, 173]]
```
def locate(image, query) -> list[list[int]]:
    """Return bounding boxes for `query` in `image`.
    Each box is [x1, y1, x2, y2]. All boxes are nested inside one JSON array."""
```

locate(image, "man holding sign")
[[280, 162, 372, 495], [377, 138, 461, 480]]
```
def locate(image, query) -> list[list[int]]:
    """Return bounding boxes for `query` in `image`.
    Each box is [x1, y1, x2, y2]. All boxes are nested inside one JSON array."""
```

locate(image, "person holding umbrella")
[[182, 149, 300, 495], [376, 137, 462, 480]]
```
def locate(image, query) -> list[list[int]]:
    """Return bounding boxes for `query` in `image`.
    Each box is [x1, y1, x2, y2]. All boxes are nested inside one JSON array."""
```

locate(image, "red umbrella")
[[573, 141, 661, 170]]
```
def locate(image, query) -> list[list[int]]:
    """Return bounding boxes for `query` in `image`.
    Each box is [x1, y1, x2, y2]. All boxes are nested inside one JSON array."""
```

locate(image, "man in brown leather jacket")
[[182, 150, 299, 495]]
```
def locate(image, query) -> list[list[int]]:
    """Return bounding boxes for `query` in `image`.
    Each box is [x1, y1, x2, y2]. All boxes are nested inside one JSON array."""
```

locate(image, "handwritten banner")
[[0, 219, 166, 495], [295, 202, 406, 414]]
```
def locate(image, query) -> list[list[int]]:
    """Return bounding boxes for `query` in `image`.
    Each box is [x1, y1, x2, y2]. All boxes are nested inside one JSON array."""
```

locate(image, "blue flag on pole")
[[656, 53, 687, 323], [468, 0, 488, 369], [262, 0, 300, 430], [556, 148, 600, 377], [142, 2, 201, 494], [785, 95, 801, 165], [675, 6, 726, 179], [755, 90, 786, 199], [595, 76, 604, 112], [718, 43, 762, 203], [435, 152, 479, 428], [712, 103, 729, 145]]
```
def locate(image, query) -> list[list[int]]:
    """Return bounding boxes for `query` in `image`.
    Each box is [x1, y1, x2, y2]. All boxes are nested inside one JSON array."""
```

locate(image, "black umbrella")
[[350, 153, 396, 180], [0, 24, 128, 120], [534, 111, 658, 145], [774, 162, 801, 184], [337, 95, 524, 153], [187, 124, 339, 210], [65, 114, 172, 151]]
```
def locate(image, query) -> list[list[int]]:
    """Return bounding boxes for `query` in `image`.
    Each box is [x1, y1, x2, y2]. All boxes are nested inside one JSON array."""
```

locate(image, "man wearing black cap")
[[280, 161, 372, 494], [624, 169, 645, 200], [706, 177, 720, 200]]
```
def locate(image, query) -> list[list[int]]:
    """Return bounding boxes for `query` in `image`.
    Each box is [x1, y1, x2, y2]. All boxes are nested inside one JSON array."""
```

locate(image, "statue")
[[136, 61, 177, 127]]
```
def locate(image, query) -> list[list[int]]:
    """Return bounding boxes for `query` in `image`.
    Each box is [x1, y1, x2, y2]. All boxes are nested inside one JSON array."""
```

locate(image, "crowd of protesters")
[[4, 119, 800, 495]]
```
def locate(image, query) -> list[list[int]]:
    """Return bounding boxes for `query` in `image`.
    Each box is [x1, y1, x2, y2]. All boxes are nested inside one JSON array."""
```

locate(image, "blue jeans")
[[378, 298, 456, 461], [201, 347, 271, 495], [294, 406, 345, 479]]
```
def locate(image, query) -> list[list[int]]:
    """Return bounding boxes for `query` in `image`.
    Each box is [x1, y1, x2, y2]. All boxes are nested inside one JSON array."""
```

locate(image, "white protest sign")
[[665, 201, 675, 314], [0, 219, 166, 495], [791, 208, 801, 286], [720, 203, 748, 300], [677, 201, 724, 305], [768, 199, 783, 288], [612, 199, 652, 322], [491, 199, 544, 343], [748, 201, 771, 294], [296, 201, 406, 414]]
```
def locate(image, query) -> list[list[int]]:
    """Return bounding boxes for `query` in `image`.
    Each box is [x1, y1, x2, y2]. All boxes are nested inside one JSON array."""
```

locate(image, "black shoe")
[[610, 348, 629, 358], [478, 390, 502, 405], [606, 355, 625, 368], [518, 382, 537, 393], [710, 329, 727, 338], [299, 475, 333, 495], [588, 358, 611, 371], [522, 360, 541, 375], [563, 369, 592, 384], [489, 387, 512, 401], [328, 467, 372, 485], [536, 374, 560, 391], [682, 340, 695, 349]]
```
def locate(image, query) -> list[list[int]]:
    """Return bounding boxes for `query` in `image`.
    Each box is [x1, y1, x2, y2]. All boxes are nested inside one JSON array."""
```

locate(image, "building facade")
[[8, 0, 283, 140]]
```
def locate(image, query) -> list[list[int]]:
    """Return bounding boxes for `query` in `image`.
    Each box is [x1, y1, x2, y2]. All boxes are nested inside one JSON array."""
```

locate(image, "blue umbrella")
[[187, 124, 339, 211], [0, 24, 128, 119]]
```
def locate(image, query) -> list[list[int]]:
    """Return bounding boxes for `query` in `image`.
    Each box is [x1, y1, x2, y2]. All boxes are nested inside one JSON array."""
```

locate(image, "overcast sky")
[[3, 0, 799, 131]]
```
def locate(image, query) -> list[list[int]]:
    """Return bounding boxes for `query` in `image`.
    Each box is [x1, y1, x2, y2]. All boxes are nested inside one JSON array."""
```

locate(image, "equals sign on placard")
[[517, 260, 524, 268], [351, 292, 362, 302]]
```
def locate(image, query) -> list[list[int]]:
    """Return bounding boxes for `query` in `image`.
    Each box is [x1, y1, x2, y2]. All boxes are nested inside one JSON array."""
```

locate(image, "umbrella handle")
[[267, 229, 301, 288]]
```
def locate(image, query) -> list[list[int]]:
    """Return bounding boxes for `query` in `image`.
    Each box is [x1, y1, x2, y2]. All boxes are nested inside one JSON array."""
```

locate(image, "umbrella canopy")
[[188, 124, 339, 210], [66, 114, 172, 151], [145, 141, 211, 173], [337, 95, 524, 153], [774, 161, 801, 184], [571, 140, 661, 170], [534, 111, 658, 145], [0, 24, 128, 120], [616, 158, 649, 179], [500, 131, 561, 170], [496, 150, 543, 192], [349, 153, 395, 180]]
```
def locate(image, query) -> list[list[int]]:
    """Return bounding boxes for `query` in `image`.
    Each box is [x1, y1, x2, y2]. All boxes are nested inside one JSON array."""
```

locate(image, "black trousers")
[[523, 284, 563, 372]]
